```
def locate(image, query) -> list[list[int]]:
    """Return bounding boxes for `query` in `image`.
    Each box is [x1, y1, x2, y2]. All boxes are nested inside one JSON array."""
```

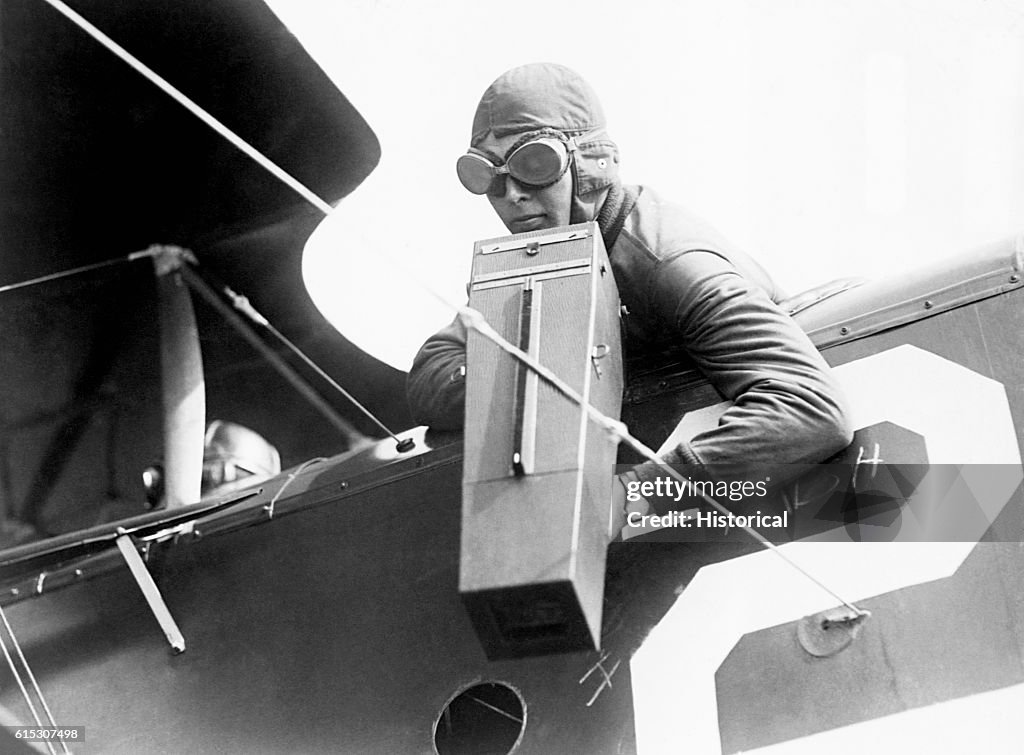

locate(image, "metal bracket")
[[472, 258, 590, 286], [149, 244, 198, 277], [115, 531, 186, 654], [797, 605, 871, 657], [480, 228, 591, 255]]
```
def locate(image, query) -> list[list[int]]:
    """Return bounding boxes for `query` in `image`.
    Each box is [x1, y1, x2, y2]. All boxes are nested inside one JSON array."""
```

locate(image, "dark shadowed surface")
[[0, 0, 411, 539]]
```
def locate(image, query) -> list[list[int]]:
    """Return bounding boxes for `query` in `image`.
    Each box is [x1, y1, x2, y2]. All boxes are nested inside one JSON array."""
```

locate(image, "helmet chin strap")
[[569, 195, 590, 224], [570, 185, 612, 225]]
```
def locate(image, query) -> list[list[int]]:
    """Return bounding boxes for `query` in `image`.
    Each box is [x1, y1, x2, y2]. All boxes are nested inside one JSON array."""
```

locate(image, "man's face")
[[478, 133, 574, 233]]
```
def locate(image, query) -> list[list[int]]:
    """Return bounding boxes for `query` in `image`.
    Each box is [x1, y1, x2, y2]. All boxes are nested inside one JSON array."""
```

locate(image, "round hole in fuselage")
[[433, 681, 526, 755]]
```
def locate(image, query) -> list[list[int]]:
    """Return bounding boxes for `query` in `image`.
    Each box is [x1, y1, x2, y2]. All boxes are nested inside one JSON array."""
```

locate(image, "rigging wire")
[[215, 284, 413, 451], [0, 629, 45, 742], [0, 248, 160, 295], [39, 0, 333, 217], [38, 0, 868, 617], [0, 604, 68, 754], [263, 457, 327, 520]]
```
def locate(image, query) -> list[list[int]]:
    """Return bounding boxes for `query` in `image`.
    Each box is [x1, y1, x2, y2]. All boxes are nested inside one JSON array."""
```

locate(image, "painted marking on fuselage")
[[630, 345, 1021, 754]]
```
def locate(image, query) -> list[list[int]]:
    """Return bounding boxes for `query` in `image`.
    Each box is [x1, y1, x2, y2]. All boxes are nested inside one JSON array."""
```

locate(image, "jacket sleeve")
[[406, 316, 468, 430], [632, 250, 853, 490]]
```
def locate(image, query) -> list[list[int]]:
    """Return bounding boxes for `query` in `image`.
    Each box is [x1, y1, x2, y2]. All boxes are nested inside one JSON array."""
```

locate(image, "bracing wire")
[[0, 604, 69, 754], [0, 248, 160, 295], [39, 0, 333, 217], [214, 285, 411, 449], [0, 627, 45, 731], [38, 0, 868, 618]]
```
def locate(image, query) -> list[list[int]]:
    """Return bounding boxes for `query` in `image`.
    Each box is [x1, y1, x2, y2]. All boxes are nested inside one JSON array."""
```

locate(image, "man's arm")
[[406, 317, 468, 430], [632, 249, 853, 495]]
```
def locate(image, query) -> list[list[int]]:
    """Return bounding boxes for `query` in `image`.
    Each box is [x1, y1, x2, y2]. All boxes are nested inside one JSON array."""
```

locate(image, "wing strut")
[[154, 248, 206, 509]]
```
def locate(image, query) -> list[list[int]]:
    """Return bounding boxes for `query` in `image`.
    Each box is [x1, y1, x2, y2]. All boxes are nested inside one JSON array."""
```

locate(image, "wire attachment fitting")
[[149, 244, 198, 277], [797, 605, 872, 658]]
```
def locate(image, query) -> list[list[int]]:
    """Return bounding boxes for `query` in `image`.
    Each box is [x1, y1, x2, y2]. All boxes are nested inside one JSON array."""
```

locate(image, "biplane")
[[1, 1, 1022, 754]]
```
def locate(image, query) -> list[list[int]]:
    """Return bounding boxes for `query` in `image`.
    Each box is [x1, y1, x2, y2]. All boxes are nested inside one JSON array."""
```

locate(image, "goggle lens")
[[456, 138, 569, 195], [507, 139, 566, 186], [456, 153, 498, 195]]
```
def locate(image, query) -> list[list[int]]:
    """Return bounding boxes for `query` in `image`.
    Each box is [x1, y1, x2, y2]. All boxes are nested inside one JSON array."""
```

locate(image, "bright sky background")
[[266, 0, 1024, 371]]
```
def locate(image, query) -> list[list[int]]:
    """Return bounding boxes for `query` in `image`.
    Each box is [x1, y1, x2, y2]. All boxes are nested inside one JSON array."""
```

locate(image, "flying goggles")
[[456, 135, 577, 195]]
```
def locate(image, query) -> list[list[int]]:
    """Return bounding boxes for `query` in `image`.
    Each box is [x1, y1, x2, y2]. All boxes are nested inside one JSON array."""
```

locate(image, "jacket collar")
[[596, 182, 640, 253]]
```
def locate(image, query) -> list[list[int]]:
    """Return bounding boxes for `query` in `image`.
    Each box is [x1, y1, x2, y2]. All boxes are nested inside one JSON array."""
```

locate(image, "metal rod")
[[179, 266, 369, 449], [115, 534, 186, 654], [241, 302, 411, 450]]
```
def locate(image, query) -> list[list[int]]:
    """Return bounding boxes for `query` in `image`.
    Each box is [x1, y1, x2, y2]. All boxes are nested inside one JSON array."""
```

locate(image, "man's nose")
[[500, 175, 531, 202]]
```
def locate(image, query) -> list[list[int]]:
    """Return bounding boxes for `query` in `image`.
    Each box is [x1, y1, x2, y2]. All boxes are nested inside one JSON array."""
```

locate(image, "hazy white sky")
[[266, 0, 1024, 370]]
